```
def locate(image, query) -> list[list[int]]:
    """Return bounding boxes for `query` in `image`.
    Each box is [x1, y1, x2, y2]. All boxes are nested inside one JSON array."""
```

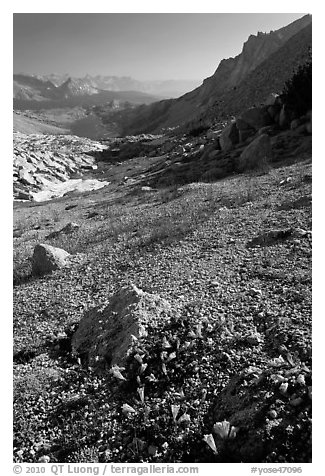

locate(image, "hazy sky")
[[13, 13, 307, 81]]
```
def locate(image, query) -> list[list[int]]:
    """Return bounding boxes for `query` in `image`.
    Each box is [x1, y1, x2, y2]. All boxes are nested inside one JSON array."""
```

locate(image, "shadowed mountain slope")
[[118, 15, 311, 135]]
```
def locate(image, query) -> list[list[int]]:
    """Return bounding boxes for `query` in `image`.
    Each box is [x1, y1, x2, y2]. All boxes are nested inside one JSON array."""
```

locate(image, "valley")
[[13, 13, 312, 465]]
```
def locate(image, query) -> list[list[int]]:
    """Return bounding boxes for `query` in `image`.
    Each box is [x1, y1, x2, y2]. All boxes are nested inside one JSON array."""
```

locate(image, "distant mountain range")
[[13, 73, 201, 109], [116, 14, 312, 135], [13, 74, 169, 110], [37, 74, 201, 99]]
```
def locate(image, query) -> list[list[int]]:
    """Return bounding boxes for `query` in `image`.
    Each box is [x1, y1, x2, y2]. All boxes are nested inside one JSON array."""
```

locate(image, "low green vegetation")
[[14, 158, 311, 463]]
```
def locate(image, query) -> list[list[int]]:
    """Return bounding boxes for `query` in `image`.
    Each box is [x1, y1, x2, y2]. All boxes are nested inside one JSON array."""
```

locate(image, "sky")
[[13, 13, 307, 82]]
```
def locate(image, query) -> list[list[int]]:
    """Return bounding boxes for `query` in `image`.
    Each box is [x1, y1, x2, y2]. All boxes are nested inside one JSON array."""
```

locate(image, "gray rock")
[[32, 243, 70, 276], [13, 186, 31, 200], [71, 284, 172, 369], [18, 169, 36, 186], [52, 170, 68, 182], [237, 106, 273, 131], [247, 228, 293, 248], [258, 126, 275, 135], [26, 155, 39, 165], [239, 128, 255, 143], [14, 157, 29, 169], [48, 222, 80, 238], [61, 222, 80, 234], [35, 162, 48, 173], [219, 122, 239, 151], [238, 134, 272, 172]]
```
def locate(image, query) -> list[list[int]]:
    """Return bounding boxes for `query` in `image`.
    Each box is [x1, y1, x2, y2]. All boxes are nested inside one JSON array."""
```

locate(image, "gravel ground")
[[13, 158, 312, 463]]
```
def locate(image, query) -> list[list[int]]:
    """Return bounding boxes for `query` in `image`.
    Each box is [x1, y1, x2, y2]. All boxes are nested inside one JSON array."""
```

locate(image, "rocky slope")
[[13, 111, 68, 135], [13, 133, 109, 201], [198, 14, 311, 98], [13, 74, 57, 101], [12, 79, 312, 464], [13, 153, 312, 463], [118, 15, 311, 135]]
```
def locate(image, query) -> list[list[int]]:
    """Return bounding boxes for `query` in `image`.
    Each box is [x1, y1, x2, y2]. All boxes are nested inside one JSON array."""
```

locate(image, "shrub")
[[281, 52, 312, 117]]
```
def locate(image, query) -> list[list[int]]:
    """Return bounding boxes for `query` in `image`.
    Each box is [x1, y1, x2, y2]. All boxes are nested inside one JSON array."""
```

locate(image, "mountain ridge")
[[117, 14, 312, 135], [13, 73, 201, 102]]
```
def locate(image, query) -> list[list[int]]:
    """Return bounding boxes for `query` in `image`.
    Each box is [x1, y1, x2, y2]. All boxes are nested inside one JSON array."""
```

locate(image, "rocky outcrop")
[[71, 285, 172, 369], [219, 122, 239, 151], [32, 243, 70, 276], [238, 134, 272, 172], [236, 106, 273, 131], [47, 222, 80, 239], [13, 133, 108, 201], [246, 228, 311, 248], [118, 16, 311, 135]]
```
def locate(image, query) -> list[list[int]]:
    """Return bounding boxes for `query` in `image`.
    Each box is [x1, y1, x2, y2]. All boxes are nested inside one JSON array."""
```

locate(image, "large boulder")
[[238, 134, 272, 172], [47, 222, 80, 239], [219, 122, 239, 151], [238, 127, 256, 143], [236, 106, 273, 131], [247, 228, 293, 248], [32, 243, 70, 276], [71, 285, 172, 369]]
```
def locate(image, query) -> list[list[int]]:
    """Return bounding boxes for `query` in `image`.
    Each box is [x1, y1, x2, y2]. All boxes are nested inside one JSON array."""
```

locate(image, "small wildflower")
[[279, 382, 289, 395], [162, 336, 172, 348], [196, 323, 203, 337], [178, 413, 191, 424], [213, 420, 238, 439], [160, 351, 168, 361], [167, 352, 177, 362], [134, 354, 143, 364], [171, 404, 180, 421], [145, 373, 157, 382], [188, 330, 197, 339], [110, 366, 126, 381], [203, 434, 218, 454], [296, 374, 306, 385], [139, 363, 148, 374], [139, 325, 148, 338], [122, 403, 136, 415], [137, 387, 145, 404]]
